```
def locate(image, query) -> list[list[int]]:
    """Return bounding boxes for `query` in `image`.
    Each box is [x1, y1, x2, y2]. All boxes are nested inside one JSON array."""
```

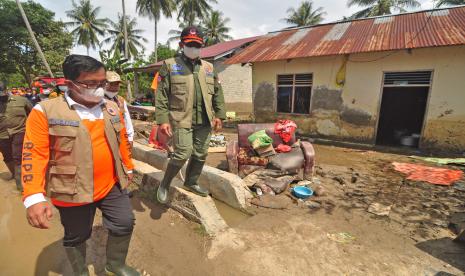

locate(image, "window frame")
[[276, 73, 313, 115]]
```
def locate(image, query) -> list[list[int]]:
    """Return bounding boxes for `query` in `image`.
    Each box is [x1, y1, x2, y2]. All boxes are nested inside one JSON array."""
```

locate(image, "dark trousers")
[[56, 184, 135, 247], [0, 132, 25, 165]]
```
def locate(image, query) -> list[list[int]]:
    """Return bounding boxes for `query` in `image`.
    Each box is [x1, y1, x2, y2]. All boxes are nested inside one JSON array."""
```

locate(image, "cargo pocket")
[[206, 77, 215, 95], [49, 126, 78, 152], [169, 76, 188, 111], [48, 165, 78, 195]]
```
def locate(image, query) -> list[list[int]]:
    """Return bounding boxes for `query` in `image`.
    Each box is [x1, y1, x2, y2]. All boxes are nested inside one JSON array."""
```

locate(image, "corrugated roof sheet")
[[225, 6, 465, 64]]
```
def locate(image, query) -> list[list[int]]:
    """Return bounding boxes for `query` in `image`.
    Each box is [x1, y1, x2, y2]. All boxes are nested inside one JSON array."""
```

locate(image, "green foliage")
[[203, 10, 232, 46], [283, 1, 325, 27], [347, 0, 420, 19], [66, 0, 108, 54], [176, 0, 217, 26], [101, 14, 147, 60], [149, 43, 177, 63], [136, 0, 176, 21], [0, 72, 28, 87], [0, 0, 73, 85], [435, 0, 465, 7]]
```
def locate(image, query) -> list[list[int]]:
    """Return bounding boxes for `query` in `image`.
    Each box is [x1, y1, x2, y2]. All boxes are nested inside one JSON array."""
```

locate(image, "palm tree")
[[176, 0, 217, 26], [347, 0, 420, 19], [66, 0, 108, 55], [435, 0, 465, 7], [167, 22, 189, 44], [203, 11, 232, 46], [101, 15, 148, 59], [283, 1, 325, 27], [136, 0, 176, 63]]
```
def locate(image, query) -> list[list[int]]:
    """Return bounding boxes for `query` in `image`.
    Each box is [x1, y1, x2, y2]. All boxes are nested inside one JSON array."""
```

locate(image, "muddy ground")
[[1, 125, 465, 275]]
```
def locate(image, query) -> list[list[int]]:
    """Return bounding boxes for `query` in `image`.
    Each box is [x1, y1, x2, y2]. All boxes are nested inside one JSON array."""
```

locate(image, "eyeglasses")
[[72, 80, 108, 89]]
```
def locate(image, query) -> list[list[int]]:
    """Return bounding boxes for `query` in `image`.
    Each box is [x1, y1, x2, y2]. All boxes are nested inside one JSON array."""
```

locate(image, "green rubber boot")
[[183, 158, 209, 197], [64, 243, 89, 276], [105, 233, 140, 276], [14, 165, 22, 192], [156, 160, 184, 204]]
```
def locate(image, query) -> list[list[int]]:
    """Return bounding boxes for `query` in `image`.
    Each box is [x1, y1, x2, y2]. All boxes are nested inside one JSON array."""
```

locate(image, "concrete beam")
[[133, 160, 228, 236], [132, 142, 252, 211]]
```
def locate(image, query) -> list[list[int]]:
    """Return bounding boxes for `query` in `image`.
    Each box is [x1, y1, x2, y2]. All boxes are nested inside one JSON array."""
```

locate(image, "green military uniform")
[[155, 54, 226, 161], [155, 54, 226, 201], [0, 94, 33, 190]]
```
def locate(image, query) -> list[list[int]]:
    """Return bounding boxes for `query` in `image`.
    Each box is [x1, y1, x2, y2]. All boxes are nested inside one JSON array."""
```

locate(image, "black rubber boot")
[[5, 161, 15, 180], [183, 158, 209, 197], [65, 243, 89, 276], [14, 165, 22, 191], [156, 160, 184, 204], [105, 233, 140, 276]]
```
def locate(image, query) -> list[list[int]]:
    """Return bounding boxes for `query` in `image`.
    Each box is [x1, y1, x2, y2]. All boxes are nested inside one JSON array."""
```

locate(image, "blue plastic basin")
[[292, 186, 314, 199]]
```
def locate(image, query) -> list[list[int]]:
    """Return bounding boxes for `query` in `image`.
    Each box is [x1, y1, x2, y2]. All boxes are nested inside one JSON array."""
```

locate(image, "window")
[[277, 74, 313, 114]]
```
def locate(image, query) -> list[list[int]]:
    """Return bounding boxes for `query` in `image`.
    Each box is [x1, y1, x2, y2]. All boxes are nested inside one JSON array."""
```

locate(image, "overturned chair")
[[226, 123, 315, 180]]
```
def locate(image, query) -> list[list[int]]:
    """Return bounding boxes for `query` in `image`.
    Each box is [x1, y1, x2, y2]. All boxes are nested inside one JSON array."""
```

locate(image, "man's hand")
[[159, 123, 172, 137], [128, 173, 134, 183], [26, 202, 53, 229], [213, 118, 223, 132]]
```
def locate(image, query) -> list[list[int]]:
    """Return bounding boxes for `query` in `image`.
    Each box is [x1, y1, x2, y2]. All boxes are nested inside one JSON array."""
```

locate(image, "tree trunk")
[[154, 19, 158, 63], [87, 47, 90, 56], [16, 0, 54, 78], [122, 0, 129, 60]]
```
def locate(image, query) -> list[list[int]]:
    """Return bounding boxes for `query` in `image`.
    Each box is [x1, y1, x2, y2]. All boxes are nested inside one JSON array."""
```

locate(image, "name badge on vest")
[[107, 107, 117, 116], [205, 67, 214, 77], [171, 64, 184, 76]]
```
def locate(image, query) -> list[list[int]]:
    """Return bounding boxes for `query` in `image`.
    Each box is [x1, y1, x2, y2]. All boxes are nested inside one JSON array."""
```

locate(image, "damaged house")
[[226, 6, 465, 152]]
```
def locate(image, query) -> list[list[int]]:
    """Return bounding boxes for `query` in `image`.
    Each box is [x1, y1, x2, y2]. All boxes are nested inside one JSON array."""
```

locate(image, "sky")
[[35, 0, 436, 59]]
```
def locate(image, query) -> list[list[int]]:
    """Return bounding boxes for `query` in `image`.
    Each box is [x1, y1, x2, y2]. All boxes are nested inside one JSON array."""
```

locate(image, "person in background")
[[105, 71, 134, 146], [22, 55, 140, 276], [154, 26, 226, 204], [0, 81, 32, 191]]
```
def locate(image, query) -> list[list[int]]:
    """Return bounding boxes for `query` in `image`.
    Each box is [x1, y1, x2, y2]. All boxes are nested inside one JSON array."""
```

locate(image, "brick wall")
[[214, 59, 253, 114]]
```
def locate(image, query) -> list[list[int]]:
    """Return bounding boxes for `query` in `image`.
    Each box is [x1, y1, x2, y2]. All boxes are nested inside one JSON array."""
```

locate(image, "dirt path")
[[1, 141, 464, 275]]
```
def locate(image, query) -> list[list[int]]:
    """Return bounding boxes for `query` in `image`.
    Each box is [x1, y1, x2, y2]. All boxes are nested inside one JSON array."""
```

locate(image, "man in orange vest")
[[22, 55, 140, 276]]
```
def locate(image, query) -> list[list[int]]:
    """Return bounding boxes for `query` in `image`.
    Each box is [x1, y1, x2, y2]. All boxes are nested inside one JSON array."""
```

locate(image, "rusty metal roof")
[[225, 6, 465, 64]]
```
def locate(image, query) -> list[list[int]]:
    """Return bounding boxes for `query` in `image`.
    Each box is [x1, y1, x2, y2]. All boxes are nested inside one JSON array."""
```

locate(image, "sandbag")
[[267, 146, 304, 174]]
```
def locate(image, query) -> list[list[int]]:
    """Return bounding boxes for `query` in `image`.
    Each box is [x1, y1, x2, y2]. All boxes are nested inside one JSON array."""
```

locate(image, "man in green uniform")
[[155, 26, 226, 204], [0, 81, 32, 191]]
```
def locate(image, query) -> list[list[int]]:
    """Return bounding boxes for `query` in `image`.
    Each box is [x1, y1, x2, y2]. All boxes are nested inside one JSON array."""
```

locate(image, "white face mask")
[[80, 87, 105, 102], [184, 46, 201, 59], [105, 90, 118, 99]]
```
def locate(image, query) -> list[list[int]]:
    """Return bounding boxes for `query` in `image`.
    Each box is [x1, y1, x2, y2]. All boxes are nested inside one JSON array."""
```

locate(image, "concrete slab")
[[132, 160, 228, 236], [132, 143, 252, 211]]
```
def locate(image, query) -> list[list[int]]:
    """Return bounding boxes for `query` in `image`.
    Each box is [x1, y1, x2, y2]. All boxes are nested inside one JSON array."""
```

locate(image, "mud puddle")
[[213, 199, 250, 227]]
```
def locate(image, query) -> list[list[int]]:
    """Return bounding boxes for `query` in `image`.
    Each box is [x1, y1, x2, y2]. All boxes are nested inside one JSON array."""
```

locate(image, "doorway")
[[376, 71, 432, 147]]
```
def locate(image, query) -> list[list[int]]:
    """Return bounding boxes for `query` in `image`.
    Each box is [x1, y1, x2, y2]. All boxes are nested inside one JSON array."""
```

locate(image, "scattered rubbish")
[[250, 195, 292, 209], [313, 186, 326, 197], [275, 144, 292, 153], [327, 232, 356, 244], [400, 135, 420, 147], [392, 162, 464, 186], [274, 120, 297, 143], [454, 182, 465, 192], [409, 156, 465, 166], [351, 172, 359, 183], [305, 201, 321, 209], [253, 182, 275, 196], [256, 188, 263, 196], [210, 134, 227, 147], [226, 111, 236, 120], [263, 176, 294, 194], [312, 177, 322, 185], [291, 186, 313, 199], [297, 180, 312, 186], [333, 176, 345, 185], [367, 202, 392, 216]]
